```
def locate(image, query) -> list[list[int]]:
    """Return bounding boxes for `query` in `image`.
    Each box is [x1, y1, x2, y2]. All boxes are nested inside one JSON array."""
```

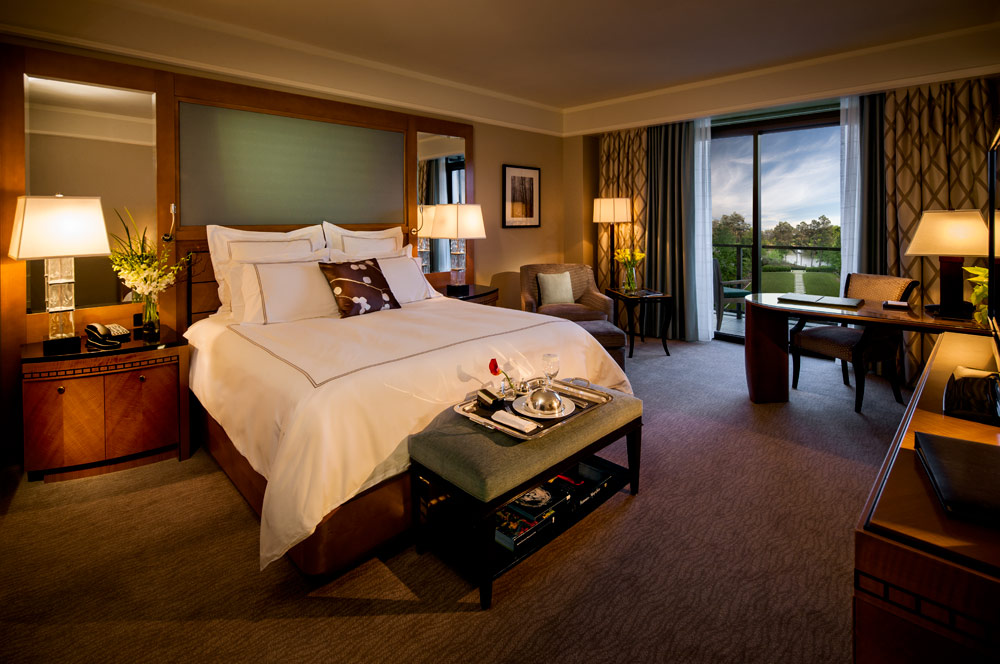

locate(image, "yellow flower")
[[614, 248, 645, 267]]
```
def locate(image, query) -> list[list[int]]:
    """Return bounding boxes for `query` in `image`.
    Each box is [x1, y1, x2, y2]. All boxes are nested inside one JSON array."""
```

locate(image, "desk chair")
[[790, 273, 919, 413]]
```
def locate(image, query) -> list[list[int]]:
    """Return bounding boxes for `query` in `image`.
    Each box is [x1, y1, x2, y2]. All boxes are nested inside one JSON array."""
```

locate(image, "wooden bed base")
[[191, 397, 411, 576]]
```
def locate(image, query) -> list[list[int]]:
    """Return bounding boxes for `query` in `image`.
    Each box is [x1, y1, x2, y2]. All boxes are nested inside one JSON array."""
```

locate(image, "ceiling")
[[115, 0, 1000, 109]]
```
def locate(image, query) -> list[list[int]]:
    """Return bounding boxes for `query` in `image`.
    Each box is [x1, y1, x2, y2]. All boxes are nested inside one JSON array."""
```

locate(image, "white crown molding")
[[1, 3, 998, 138]]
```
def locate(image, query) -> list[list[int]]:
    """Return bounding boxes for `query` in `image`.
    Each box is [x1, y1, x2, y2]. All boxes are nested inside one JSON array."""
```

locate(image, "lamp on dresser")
[[905, 209, 989, 320], [426, 203, 486, 296], [8, 195, 110, 354], [593, 197, 632, 287]]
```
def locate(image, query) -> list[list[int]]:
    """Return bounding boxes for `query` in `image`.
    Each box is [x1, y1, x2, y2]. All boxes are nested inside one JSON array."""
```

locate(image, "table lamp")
[[905, 209, 989, 319], [593, 197, 632, 287], [8, 195, 111, 354], [427, 203, 486, 296]]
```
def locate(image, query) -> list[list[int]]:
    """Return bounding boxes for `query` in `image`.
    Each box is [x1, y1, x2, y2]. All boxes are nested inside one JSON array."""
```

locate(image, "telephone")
[[85, 322, 131, 350]]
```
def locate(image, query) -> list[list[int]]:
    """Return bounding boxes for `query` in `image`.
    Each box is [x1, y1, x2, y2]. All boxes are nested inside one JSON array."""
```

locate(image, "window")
[[711, 105, 840, 338]]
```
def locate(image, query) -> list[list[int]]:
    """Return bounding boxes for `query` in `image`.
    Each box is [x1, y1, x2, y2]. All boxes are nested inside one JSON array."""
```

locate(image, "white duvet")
[[185, 297, 630, 568]]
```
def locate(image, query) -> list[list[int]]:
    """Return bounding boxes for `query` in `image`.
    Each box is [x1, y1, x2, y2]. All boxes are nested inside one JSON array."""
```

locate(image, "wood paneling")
[[191, 281, 221, 316], [26, 303, 142, 344], [0, 44, 27, 463]]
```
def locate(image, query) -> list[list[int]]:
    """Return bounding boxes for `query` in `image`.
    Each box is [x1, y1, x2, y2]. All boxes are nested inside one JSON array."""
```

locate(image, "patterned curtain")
[[597, 129, 648, 291], [885, 78, 993, 375], [859, 93, 887, 274]]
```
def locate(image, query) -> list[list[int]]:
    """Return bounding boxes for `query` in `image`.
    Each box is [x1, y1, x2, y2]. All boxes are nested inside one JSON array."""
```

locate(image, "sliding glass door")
[[711, 109, 840, 339]]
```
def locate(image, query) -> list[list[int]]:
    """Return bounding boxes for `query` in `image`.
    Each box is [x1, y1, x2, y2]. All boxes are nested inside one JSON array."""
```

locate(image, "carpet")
[[0, 338, 903, 663]]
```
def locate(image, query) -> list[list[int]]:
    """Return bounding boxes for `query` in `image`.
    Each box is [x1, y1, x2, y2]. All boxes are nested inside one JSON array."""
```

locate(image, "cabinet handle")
[[139, 375, 146, 383], [57, 386, 65, 394]]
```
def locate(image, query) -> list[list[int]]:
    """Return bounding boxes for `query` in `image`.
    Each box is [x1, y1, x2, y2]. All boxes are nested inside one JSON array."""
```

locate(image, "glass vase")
[[622, 265, 637, 294], [141, 294, 160, 341]]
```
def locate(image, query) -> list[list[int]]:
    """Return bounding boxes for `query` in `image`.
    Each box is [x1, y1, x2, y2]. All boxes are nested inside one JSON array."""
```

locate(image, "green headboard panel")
[[178, 102, 404, 226]]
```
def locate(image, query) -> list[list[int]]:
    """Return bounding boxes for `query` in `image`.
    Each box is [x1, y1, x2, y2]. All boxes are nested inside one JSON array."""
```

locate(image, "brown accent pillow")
[[318, 258, 402, 318]]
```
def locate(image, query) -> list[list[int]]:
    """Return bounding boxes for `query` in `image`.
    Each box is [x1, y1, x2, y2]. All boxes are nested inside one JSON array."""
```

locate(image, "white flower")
[[334, 286, 342, 295], [363, 276, 371, 284], [382, 293, 390, 301]]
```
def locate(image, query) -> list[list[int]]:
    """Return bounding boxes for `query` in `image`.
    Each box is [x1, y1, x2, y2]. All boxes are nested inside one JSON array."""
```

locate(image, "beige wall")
[[473, 123, 567, 309], [561, 135, 599, 266]]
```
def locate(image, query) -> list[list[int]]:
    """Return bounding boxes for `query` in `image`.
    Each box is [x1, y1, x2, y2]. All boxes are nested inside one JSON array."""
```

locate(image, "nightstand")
[[21, 326, 190, 481], [440, 284, 499, 306]]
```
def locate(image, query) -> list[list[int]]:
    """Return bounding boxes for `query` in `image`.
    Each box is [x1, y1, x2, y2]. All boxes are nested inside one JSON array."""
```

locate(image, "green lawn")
[[803, 271, 840, 295], [760, 272, 795, 293]]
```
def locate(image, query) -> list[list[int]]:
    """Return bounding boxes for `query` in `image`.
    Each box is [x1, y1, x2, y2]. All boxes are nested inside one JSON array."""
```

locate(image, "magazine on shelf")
[[494, 506, 556, 552], [509, 485, 570, 521], [547, 459, 617, 511]]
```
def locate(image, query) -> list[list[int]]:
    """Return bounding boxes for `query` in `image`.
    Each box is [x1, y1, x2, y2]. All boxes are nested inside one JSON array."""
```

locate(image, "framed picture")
[[502, 165, 541, 228]]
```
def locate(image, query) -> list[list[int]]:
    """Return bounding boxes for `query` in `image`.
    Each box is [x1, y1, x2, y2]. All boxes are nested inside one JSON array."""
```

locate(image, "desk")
[[853, 332, 1000, 662], [744, 292, 987, 403]]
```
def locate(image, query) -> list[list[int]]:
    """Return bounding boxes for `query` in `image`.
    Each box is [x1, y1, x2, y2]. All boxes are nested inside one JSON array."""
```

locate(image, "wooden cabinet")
[[853, 333, 1000, 662], [21, 330, 189, 480]]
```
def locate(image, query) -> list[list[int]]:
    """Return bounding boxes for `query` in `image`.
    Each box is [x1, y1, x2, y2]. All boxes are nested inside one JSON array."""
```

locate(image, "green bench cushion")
[[723, 287, 751, 298], [409, 385, 642, 503]]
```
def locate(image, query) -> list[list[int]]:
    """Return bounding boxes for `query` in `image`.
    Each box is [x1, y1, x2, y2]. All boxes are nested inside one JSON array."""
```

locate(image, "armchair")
[[713, 259, 752, 331], [519, 263, 612, 321]]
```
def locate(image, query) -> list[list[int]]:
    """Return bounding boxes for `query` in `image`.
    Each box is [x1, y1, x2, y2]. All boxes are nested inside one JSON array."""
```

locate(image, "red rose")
[[489, 358, 500, 376]]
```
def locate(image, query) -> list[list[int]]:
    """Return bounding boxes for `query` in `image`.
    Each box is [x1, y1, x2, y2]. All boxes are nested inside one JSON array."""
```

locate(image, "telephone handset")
[[85, 322, 131, 350]]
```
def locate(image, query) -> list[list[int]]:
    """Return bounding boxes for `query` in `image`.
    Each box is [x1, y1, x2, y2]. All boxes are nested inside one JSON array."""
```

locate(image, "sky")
[[710, 125, 841, 229]]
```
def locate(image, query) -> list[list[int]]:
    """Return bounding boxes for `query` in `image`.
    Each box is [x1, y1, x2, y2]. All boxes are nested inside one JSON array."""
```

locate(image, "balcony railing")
[[713, 242, 841, 285]]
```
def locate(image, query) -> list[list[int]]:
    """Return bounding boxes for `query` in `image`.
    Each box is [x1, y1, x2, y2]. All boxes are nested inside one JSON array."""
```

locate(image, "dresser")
[[21, 327, 190, 480], [853, 332, 1000, 662]]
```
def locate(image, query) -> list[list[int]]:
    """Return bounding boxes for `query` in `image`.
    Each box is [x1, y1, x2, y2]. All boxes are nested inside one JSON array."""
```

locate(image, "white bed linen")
[[185, 297, 630, 569]]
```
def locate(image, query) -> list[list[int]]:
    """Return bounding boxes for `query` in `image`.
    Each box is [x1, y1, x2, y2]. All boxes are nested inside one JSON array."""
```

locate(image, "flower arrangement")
[[614, 247, 645, 293], [108, 208, 189, 332], [489, 358, 516, 396], [964, 266, 989, 326]]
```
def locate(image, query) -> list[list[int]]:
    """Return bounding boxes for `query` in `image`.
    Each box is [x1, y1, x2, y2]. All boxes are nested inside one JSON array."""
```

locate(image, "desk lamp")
[[905, 209, 989, 319], [593, 198, 632, 288], [8, 195, 111, 354], [427, 203, 486, 296]]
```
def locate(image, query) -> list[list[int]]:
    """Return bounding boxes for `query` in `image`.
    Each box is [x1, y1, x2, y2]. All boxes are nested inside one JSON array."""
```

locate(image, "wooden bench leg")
[[478, 518, 494, 609], [411, 470, 425, 555], [626, 427, 641, 495]]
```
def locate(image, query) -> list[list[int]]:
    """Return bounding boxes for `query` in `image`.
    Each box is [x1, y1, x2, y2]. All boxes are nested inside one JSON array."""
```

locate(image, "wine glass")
[[542, 353, 560, 387]]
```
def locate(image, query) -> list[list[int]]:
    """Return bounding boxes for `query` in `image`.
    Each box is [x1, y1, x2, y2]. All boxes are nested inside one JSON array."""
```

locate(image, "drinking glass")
[[542, 353, 560, 386]]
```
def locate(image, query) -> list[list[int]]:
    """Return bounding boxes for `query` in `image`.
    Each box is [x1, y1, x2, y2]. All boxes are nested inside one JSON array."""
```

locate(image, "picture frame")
[[502, 165, 541, 228]]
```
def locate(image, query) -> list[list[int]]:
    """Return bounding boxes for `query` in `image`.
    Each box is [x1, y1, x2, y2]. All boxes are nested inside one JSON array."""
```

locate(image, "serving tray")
[[453, 379, 613, 440]]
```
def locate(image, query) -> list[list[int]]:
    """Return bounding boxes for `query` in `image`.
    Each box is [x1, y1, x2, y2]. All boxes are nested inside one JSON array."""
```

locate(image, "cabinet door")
[[23, 376, 105, 471], [105, 364, 179, 458]]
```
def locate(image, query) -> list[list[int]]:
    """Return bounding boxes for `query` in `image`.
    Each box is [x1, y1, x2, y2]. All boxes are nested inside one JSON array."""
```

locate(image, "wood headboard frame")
[[167, 76, 474, 333]]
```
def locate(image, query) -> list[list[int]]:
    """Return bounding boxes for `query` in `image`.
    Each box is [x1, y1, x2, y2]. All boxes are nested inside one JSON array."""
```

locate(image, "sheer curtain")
[[839, 96, 861, 295], [693, 117, 713, 341]]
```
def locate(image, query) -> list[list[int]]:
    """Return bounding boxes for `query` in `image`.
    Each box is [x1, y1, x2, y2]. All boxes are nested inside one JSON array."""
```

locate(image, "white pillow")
[[342, 235, 399, 256], [322, 221, 403, 253], [378, 256, 438, 304], [237, 261, 337, 324], [329, 245, 410, 261], [206, 225, 326, 313]]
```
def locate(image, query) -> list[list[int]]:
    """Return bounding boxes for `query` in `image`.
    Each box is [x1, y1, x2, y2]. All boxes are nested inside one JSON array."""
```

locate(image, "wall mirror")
[[417, 131, 466, 274], [24, 76, 156, 313]]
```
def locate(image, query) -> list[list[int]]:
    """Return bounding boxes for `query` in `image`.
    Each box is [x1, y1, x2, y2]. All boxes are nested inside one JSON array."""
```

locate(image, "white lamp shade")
[[593, 197, 632, 224], [905, 209, 991, 257], [8, 196, 110, 260], [428, 204, 486, 239], [418, 205, 437, 234]]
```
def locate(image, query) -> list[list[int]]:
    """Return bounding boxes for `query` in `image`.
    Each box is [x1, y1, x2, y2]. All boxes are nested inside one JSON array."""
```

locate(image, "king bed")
[[181, 222, 631, 574]]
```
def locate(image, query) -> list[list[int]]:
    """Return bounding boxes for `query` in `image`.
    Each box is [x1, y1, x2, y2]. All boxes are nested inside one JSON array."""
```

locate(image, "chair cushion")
[[574, 320, 626, 348], [792, 325, 863, 361], [409, 385, 641, 502], [537, 271, 574, 305], [723, 287, 751, 298], [538, 303, 607, 321]]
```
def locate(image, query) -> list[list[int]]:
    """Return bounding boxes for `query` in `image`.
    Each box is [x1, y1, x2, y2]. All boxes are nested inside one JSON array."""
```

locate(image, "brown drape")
[[885, 78, 993, 375], [597, 129, 648, 291]]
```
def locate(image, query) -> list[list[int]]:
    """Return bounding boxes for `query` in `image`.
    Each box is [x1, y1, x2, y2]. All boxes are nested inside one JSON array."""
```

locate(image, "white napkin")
[[492, 410, 539, 433]]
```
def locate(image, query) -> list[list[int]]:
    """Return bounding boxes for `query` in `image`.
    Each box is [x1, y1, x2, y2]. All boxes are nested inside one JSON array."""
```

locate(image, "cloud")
[[711, 126, 841, 228]]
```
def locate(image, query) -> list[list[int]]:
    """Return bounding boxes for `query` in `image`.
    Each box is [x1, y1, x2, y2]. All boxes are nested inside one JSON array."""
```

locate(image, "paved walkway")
[[791, 270, 806, 293]]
